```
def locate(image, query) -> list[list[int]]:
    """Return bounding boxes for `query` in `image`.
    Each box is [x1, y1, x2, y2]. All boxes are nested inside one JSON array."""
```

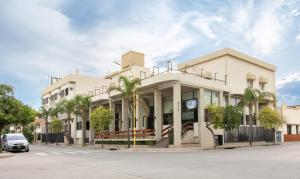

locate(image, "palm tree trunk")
[[81, 114, 86, 146], [0, 127, 3, 153], [56, 133, 58, 145], [127, 101, 130, 149], [249, 107, 253, 146], [45, 118, 48, 145], [272, 128, 276, 145], [101, 131, 104, 149]]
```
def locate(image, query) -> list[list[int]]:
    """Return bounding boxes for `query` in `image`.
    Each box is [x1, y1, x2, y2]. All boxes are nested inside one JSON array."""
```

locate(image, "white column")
[[122, 98, 128, 131], [219, 91, 224, 106], [136, 94, 143, 130], [154, 89, 162, 141], [88, 107, 94, 143], [173, 83, 182, 146], [198, 88, 205, 146], [110, 100, 116, 132], [73, 117, 77, 144]]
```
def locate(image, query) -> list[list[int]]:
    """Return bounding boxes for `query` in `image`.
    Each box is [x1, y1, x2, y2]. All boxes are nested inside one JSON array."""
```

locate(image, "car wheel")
[[25, 149, 29, 152]]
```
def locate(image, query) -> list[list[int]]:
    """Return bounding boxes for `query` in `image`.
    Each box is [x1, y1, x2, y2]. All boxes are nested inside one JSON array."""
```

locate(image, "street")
[[0, 143, 300, 179]]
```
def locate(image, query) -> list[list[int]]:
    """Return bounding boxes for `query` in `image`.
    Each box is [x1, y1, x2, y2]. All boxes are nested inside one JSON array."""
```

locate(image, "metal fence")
[[41, 133, 65, 143], [224, 126, 273, 143]]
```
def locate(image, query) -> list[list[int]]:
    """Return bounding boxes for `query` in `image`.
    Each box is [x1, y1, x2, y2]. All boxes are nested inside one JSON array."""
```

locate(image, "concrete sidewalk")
[[0, 152, 14, 159]]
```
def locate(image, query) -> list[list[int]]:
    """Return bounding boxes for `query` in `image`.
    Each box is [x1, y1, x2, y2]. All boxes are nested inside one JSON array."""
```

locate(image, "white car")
[[2, 134, 29, 152]]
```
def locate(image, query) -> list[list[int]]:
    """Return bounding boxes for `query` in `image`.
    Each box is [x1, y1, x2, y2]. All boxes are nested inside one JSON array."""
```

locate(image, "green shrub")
[[23, 127, 34, 143]]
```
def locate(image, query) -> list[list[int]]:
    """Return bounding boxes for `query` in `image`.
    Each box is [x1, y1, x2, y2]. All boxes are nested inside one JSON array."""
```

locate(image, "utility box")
[[121, 51, 145, 68]]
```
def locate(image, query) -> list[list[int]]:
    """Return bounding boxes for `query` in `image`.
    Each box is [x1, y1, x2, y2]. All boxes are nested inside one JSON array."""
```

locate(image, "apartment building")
[[41, 70, 107, 144], [90, 48, 277, 148]]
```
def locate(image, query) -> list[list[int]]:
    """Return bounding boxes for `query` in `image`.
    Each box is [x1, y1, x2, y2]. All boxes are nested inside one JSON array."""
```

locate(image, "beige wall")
[[280, 105, 300, 135]]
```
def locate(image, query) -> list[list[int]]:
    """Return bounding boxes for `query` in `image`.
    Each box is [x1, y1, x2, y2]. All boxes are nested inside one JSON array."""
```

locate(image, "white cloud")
[[191, 15, 223, 40], [276, 73, 300, 89]]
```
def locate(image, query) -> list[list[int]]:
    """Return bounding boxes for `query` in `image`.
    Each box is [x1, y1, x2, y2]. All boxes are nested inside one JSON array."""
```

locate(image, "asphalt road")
[[0, 143, 300, 179]]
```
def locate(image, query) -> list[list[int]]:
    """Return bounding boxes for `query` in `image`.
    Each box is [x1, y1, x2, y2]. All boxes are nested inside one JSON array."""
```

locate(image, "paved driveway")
[[0, 143, 300, 179]]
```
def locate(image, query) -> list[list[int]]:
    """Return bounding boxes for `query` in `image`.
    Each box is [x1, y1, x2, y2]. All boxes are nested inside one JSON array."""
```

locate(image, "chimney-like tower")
[[121, 51, 144, 68]]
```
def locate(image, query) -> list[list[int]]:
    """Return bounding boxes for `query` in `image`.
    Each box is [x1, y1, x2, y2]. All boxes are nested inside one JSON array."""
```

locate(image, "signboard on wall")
[[186, 99, 197, 110]]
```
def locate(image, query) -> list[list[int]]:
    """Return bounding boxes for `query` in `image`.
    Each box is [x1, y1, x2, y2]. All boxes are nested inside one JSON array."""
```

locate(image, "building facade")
[[91, 48, 277, 148], [42, 48, 277, 148], [280, 104, 300, 141], [41, 70, 106, 144]]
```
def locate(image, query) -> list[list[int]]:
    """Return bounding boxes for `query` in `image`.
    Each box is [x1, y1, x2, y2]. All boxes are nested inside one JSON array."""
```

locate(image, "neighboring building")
[[280, 104, 300, 141], [91, 48, 277, 148], [41, 70, 106, 144]]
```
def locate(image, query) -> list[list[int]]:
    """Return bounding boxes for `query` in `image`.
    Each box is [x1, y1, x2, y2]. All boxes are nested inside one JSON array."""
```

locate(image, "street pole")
[[133, 94, 136, 147]]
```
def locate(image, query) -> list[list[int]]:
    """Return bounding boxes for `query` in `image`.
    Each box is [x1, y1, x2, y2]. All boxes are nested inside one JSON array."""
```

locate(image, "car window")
[[6, 135, 26, 140]]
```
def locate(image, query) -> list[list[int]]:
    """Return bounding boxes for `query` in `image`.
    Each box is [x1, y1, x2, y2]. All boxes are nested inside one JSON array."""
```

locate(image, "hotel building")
[[42, 48, 278, 148]]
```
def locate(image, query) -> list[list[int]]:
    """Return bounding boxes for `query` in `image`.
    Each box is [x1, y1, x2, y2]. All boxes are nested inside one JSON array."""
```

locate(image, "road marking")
[[49, 152, 64, 155], [34, 150, 101, 156], [35, 152, 49, 156]]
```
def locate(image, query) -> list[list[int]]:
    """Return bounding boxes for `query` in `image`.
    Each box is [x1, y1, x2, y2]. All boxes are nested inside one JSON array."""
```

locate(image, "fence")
[[224, 126, 273, 143], [41, 133, 65, 143]]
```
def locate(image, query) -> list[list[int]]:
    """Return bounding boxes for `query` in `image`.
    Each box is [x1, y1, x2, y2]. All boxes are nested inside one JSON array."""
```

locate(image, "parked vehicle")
[[1, 134, 29, 152]]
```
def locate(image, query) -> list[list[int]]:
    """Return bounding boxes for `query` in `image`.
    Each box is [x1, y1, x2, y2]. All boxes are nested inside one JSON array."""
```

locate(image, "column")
[[219, 91, 224, 106], [198, 88, 205, 146], [88, 107, 94, 143], [136, 94, 144, 130], [154, 89, 162, 141], [122, 98, 128, 131], [173, 83, 182, 146], [73, 116, 78, 144], [110, 99, 116, 132]]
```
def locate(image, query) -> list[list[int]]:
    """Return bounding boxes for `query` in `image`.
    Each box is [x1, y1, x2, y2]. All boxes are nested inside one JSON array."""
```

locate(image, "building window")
[[204, 90, 219, 107], [259, 83, 265, 91], [287, 125, 292, 135], [65, 88, 69, 96], [247, 80, 253, 88], [246, 114, 256, 125], [230, 97, 241, 106], [297, 125, 299, 135]]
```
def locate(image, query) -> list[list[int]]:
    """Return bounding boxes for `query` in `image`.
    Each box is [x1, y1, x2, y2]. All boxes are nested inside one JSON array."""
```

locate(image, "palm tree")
[[39, 106, 53, 144], [239, 87, 276, 145], [108, 76, 141, 148], [56, 99, 76, 144], [74, 95, 91, 146]]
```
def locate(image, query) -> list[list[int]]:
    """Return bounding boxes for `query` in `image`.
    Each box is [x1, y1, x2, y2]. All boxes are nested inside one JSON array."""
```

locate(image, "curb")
[[0, 152, 14, 159]]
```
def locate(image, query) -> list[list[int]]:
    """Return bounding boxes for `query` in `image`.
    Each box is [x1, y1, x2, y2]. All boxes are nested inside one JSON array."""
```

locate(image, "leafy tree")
[[223, 105, 243, 131], [39, 106, 53, 144], [90, 107, 113, 148], [17, 104, 36, 128], [258, 107, 284, 144], [0, 84, 17, 152], [108, 76, 141, 148], [74, 95, 91, 146], [238, 87, 276, 145], [56, 99, 76, 144], [51, 118, 64, 145], [205, 104, 224, 148]]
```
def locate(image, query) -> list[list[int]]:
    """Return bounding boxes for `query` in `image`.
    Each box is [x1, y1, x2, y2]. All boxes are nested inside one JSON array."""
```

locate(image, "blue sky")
[[0, 0, 300, 109]]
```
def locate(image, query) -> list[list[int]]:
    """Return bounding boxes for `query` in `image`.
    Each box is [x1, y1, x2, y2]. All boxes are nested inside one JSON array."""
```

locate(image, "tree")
[[51, 118, 64, 145], [17, 104, 36, 130], [258, 107, 284, 144], [56, 99, 76, 144], [39, 106, 53, 144], [238, 87, 276, 145], [223, 105, 243, 131], [0, 84, 17, 152], [108, 76, 141, 148], [205, 104, 224, 148], [74, 95, 91, 146], [90, 107, 113, 148]]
